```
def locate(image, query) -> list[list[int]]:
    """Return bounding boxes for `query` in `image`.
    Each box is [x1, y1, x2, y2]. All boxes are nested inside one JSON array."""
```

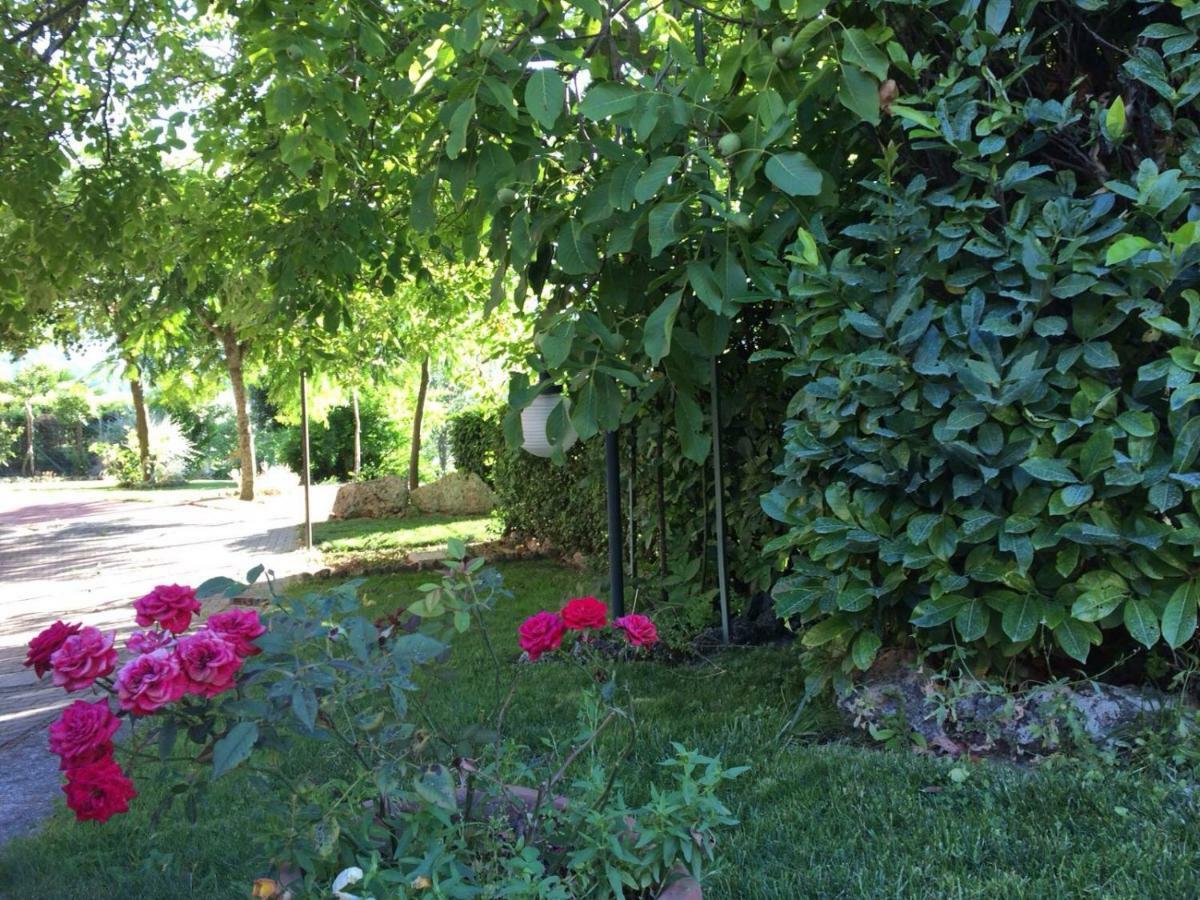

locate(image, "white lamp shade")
[[520, 393, 578, 457]]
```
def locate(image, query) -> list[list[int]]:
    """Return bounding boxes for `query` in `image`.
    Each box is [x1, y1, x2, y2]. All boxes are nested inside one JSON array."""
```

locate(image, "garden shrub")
[[448, 406, 501, 486], [281, 392, 406, 482], [761, 0, 1200, 692]]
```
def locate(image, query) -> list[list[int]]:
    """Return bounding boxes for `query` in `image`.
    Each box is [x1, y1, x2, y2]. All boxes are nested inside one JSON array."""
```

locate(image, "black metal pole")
[[300, 370, 313, 550], [628, 418, 637, 581], [605, 429, 625, 618], [710, 356, 730, 643]]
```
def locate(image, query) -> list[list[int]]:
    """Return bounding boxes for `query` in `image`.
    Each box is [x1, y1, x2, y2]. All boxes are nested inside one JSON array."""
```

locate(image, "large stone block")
[[410, 471, 497, 516], [330, 476, 410, 519]]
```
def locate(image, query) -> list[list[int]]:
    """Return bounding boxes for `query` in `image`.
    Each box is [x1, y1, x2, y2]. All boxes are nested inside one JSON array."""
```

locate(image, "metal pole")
[[710, 356, 730, 644], [605, 429, 625, 618], [300, 370, 313, 550], [628, 418, 637, 581]]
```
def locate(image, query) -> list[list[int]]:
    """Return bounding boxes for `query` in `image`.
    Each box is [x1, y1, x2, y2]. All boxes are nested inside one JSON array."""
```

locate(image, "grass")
[[313, 513, 501, 561], [2, 561, 1198, 898]]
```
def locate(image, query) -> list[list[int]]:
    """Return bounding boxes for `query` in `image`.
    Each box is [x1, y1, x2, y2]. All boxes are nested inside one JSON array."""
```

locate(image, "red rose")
[[518, 611, 566, 661], [63, 756, 137, 823], [25, 621, 82, 678], [126, 629, 173, 655], [48, 700, 121, 769], [50, 627, 118, 692], [134, 584, 200, 634], [176, 630, 242, 697], [614, 614, 659, 648], [561, 596, 608, 631], [116, 650, 185, 715], [206, 608, 266, 657]]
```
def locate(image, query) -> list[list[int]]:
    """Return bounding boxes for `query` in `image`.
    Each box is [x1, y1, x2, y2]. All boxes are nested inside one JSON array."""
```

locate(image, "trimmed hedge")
[[763, 0, 1200, 691]]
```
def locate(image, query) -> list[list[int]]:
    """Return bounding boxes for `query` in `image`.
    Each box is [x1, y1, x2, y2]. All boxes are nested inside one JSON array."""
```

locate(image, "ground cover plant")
[[3, 561, 1198, 898]]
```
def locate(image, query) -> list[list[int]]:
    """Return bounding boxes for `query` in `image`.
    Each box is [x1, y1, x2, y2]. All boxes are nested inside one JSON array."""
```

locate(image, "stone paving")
[[0, 481, 338, 845]]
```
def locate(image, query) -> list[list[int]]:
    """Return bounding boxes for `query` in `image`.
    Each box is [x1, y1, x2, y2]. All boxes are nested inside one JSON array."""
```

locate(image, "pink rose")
[[63, 756, 137, 823], [176, 630, 242, 697], [116, 650, 185, 715], [25, 621, 83, 678], [50, 627, 118, 692], [134, 584, 200, 634], [614, 614, 659, 648], [48, 700, 121, 769], [206, 608, 266, 657], [561, 596, 608, 631], [126, 629, 174, 655], [518, 611, 566, 662]]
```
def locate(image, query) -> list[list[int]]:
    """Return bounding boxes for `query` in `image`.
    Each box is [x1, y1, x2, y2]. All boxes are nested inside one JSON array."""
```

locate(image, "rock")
[[837, 655, 1177, 757], [409, 471, 497, 516], [331, 476, 410, 519]]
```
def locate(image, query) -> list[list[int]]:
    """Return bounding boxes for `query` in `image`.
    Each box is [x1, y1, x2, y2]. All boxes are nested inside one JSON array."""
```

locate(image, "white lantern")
[[520, 390, 578, 457]]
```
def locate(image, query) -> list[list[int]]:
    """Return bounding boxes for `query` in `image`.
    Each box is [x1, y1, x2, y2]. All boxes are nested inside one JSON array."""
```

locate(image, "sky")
[[0, 343, 127, 398]]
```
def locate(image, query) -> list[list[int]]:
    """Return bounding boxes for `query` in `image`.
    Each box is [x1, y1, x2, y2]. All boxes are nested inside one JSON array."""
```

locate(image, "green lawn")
[[3, 561, 1197, 898], [313, 513, 501, 563]]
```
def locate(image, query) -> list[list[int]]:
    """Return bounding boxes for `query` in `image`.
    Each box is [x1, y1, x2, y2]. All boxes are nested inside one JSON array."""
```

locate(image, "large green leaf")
[[764, 152, 823, 196], [955, 600, 989, 642], [841, 29, 889, 80], [1020, 458, 1078, 484], [1123, 599, 1160, 648], [1001, 594, 1040, 643], [1054, 618, 1099, 663], [211, 722, 258, 780], [579, 82, 637, 120], [1161, 580, 1199, 649], [644, 291, 681, 365], [838, 66, 880, 125], [524, 68, 565, 131], [648, 201, 683, 256]]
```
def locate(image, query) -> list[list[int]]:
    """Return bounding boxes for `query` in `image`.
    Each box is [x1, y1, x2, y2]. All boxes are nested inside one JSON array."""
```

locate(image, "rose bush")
[[24, 581, 264, 823], [28, 547, 741, 897]]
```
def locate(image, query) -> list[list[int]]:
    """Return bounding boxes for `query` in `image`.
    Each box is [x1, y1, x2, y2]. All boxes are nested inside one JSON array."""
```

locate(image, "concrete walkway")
[[0, 480, 337, 845]]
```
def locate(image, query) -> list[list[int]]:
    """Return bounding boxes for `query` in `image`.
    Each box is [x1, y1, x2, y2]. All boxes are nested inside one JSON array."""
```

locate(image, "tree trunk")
[[351, 388, 361, 479], [75, 422, 85, 475], [408, 355, 429, 491], [129, 376, 151, 483], [222, 331, 256, 501], [21, 399, 35, 476]]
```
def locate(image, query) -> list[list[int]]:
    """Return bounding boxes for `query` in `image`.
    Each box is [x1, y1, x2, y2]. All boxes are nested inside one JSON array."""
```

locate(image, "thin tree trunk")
[[351, 387, 361, 479], [408, 355, 429, 491], [75, 422, 85, 475], [129, 376, 151, 483], [222, 331, 256, 501], [22, 400, 35, 476]]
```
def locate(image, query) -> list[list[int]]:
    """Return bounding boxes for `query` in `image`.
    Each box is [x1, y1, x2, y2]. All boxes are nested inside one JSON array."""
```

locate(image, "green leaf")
[[446, 98, 474, 160], [579, 82, 637, 120], [1020, 458, 1078, 484], [841, 29, 889, 80], [955, 601, 989, 642], [644, 291, 682, 365], [838, 66, 880, 125], [634, 156, 682, 203], [1105, 235, 1154, 265], [801, 615, 855, 648], [675, 391, 711, 463], [212, 722, 258, 780], [1078, 429, 1114, 480], [1161, 581, 1199, 649], [1001, 594, 1040, 642], [556, 221, 599, 274], [764, 152, 823, 197], [1105, 95, 1126, 140], [648, 201, 683, 256], [851, 630, 882, 670], [1071, 572, 1127, 621], [1116, 411, 1156, 437], [1054, 618, 1099, 663], [984, 0, 1011, 34], [1123, 599, 1160, 648], [911, 594, 967, 628], [1172, 417, 1200, 471], [524, 68, 565, 131], [414, 764, 458, 811], [292, 683, 318, 731]]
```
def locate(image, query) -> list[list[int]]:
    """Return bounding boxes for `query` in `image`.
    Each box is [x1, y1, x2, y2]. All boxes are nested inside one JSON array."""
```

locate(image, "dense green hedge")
[[763, 0, 1200, 691], [448, 407, 500, 487]]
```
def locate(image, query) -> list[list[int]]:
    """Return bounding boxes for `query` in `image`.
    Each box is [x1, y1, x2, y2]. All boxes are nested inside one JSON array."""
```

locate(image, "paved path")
[[0, 481, 338, 845]]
